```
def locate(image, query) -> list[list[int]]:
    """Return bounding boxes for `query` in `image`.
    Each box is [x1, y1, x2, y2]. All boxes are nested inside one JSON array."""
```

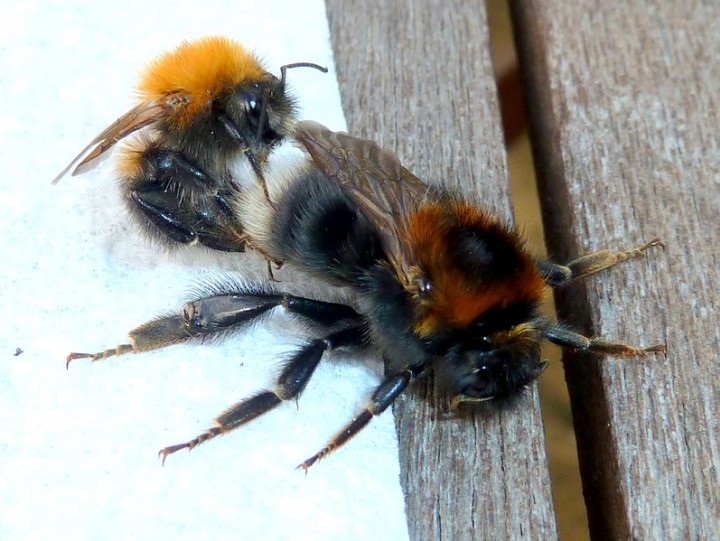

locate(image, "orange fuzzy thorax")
[[408, 200, 545, 336], [137, 36, 267, 126]]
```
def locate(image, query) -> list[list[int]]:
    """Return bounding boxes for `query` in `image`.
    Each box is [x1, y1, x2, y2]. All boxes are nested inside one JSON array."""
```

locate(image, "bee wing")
[[51, 100, 165, 184], [294, 120, 429, 280]]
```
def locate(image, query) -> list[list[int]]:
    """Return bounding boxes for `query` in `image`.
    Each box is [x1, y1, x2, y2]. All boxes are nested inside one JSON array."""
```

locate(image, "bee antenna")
[[279, 62, 329, 88]]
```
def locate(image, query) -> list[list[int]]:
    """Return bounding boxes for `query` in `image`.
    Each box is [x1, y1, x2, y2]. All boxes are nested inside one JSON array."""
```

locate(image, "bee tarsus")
[[540, 237, 664, 285]]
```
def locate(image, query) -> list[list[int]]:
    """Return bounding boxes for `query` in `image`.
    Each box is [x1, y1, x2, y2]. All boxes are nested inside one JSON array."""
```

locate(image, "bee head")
[[405, 198, 551, 400], [437, 326, 548, 400], [435, 315, 548, 400], [137, 36, 299, 160], [212, 63, 328, 159], [219, 73, 297, 158]]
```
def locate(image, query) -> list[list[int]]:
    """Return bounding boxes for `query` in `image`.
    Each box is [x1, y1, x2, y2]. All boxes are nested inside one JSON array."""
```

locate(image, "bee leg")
[[148, 151, 242, 228], [159, 325, 365, 463], [66, 292, 362, 368], [298, 368, 418, 471], [66, 345, 135, 368], [127, 147, 246, 252], [266, 260, 279, 282], [279, 294, 362, 326], [539, 237, 664, 286], [544, 324, 666, 356], [217, 113, 274, 208], [237, 236, 285, 280], [65, 292, 283, 369], [131, 189, 246, 252], [246, 153, 274, 209]]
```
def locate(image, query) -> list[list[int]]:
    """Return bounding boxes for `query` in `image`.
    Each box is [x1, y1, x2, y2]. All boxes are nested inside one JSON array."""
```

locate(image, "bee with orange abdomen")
[[53, 36, 326, 253], [64, 118, 666, 469]]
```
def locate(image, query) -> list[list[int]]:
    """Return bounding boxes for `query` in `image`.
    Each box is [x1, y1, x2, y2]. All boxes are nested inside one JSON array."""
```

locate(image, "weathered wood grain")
[[511, 0, 720, 538], [325, 1, 558, 539]]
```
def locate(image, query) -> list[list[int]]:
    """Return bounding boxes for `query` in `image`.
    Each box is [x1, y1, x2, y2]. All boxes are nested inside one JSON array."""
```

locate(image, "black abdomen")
[[270, 168, 385, 284]]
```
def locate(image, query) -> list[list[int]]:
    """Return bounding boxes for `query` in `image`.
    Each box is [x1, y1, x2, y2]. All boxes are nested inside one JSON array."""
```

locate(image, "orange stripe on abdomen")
[[407, 200, 545, 336]]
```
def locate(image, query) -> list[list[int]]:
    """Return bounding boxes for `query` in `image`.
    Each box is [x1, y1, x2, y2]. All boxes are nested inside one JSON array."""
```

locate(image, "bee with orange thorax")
[[64, 113, 665, 469], [53, 36, 326, 254]]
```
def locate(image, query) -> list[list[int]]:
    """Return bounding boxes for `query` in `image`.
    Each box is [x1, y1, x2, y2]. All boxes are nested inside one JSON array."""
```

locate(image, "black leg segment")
[[125, 145, 247, 252], [298, 369, 415, 470], [159, 325, 366, 463]]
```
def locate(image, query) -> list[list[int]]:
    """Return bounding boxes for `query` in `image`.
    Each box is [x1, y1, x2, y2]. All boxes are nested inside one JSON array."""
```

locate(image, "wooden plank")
[[511, 1, 720, 538], [325, 1, 558, 539]]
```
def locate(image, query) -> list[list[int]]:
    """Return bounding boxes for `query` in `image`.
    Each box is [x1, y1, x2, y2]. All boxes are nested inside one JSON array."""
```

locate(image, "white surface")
[[0, 3, 410, 540]]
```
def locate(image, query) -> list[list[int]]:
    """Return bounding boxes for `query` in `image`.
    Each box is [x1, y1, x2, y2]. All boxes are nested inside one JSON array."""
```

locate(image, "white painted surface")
[[0, 3, 409, 540]]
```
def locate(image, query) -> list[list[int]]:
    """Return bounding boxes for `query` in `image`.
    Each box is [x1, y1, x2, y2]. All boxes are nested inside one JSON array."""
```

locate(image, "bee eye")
[[453, 361, 494, 398], [238, 89, 275, 144], [414, 274, 433, 299], [245, 95, 263, 128], [470, 365, 492, 392]]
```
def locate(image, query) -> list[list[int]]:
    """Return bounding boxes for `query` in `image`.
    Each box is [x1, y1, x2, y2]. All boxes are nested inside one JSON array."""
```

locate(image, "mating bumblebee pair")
[[56, 36, 665, 469]]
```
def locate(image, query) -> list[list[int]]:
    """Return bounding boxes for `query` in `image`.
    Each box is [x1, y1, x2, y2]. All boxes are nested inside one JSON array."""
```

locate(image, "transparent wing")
[[52, 100, 165, 184], [294, 120, 430, 280]]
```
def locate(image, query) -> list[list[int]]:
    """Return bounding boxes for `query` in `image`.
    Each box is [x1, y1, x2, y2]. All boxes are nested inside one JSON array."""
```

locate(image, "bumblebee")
[[53, 36, 326, 254], [65, 120, 665, 469]]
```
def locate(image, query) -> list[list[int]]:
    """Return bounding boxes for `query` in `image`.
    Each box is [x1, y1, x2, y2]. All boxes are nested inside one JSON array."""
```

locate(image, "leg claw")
[[65, 352, 94, 370], [158, 443, 192, 466], [642, 343, 667, 355]]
